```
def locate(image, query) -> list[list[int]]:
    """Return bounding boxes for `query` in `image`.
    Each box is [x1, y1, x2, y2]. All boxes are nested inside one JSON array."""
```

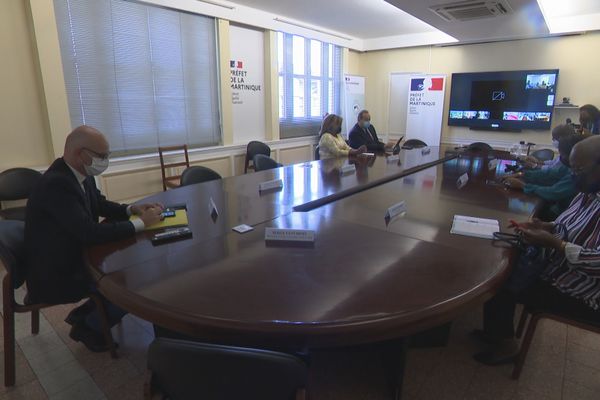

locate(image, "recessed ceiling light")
[[537, 0, 600, 33]]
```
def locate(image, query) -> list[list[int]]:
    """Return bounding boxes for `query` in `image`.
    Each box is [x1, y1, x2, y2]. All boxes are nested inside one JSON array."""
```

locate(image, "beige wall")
[[357, 32, 600, 146], [0, 0, 52, 170]]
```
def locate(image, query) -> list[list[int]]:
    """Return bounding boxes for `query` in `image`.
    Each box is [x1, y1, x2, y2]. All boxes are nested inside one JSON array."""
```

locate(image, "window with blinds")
[[54, 0, 221, 156], [277, 32, 343, 139]]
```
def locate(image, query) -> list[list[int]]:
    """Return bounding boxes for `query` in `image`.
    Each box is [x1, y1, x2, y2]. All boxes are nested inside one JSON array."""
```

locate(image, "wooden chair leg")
[[31, 309, 40, 335], [512, 314, 540, 380], [90, 294, 118, 359], [3, 277, 16, 386], [515, 308, 529, 339]]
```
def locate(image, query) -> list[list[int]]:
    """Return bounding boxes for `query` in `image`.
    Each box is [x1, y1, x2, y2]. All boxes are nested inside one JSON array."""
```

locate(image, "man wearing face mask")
[[503, 134, 582, 219], [348, 110, 385, 152], [25, 125, 163, 352], [473, 135, 600, 365], [520, 124, 575, 170]]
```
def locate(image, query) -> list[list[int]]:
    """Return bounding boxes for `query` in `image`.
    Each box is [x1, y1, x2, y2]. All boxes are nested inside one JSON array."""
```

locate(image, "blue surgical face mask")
[[363, 121, 371, 129], [552, 140, 559, 149]]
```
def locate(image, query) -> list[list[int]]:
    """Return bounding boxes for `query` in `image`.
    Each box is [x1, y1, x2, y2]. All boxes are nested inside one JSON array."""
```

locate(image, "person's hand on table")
[[131, 203, 164, 216], [509, 218, 554, 232], [503, 177, 525, 190], [518, 228, 563, 250], [350, 145, 367, 156], [138, 206, 164, 226]]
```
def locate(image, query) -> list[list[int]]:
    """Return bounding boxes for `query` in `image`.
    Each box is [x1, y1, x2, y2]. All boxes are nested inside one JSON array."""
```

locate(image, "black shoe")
[[64, 300, 96, 326], [473, 350, 516, 366], [69, 321, 117, 353], [469, 329, 495, 345]]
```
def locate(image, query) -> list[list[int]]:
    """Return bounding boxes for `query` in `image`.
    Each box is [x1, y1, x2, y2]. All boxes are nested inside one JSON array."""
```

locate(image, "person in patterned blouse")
[[474, 135, 600, 365]]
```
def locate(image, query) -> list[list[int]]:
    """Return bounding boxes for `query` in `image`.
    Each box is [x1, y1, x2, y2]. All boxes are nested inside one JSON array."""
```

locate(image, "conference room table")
[[87, 147, 541, 398]]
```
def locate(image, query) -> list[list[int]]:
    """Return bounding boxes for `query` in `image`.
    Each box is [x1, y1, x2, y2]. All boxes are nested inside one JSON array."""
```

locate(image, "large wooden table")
[[87, 147, 540, 397]]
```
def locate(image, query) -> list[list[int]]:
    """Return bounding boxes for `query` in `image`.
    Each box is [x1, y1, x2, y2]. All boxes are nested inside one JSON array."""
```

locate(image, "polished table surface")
[[87, 148, 540, 349]]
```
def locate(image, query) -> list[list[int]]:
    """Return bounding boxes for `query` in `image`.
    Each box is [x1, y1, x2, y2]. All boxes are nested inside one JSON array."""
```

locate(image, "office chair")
[[180, 166, 222, 187], [145, 338, 308, 400], [253, 154, 282, 172], [467, 142, 493, 152], [0, 220, 117, 386], [314, 145, 320, 161], [402, 139, 427, 149], [244, 141, 271, 173], [512, 307, 600, 379], [0, 168, 42, 221], [530, 149, 555, 162]]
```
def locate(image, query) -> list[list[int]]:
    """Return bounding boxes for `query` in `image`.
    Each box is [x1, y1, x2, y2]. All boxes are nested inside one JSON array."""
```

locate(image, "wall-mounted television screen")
[[448, 69, 559, 131]]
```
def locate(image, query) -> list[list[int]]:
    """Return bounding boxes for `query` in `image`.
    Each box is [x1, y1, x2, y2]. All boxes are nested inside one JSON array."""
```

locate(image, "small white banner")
[[457, 173, 469, 189], [488, 159, 499, 171], [259, 179, 284, 192], [340, 164, 356, 175], [265, 228, 315, 243], [385, 201, 407, 220], [208, 197, 219, 219]]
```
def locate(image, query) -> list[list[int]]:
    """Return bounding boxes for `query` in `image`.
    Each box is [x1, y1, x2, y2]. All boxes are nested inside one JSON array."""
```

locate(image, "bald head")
[[551, 124, 575, 141], [570, 136, 600, 194], [63, 125, 110, 175]]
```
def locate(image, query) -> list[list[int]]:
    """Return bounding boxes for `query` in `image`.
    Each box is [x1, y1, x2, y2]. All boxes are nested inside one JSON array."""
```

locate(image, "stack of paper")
[[450, 215, 499, 239]]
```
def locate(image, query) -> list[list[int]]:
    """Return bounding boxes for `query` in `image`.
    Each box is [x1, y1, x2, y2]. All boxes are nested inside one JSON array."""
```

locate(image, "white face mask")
[[84, 156, 109, 176], [552, 140, 559, 149]]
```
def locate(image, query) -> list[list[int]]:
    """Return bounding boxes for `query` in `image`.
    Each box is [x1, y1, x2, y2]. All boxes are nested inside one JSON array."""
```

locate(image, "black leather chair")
[[467, 142, 494, 152], [402, 139, 427, 149], [0, 168, 42, 221], [530, 148, 555, 162], [180, 166, 222, 187], [314, 145, 320, 161], [145, 338, 307, 400], [253, 154, 282, 172], [0, 220, 117, 386], [244, 141, 271, 173]]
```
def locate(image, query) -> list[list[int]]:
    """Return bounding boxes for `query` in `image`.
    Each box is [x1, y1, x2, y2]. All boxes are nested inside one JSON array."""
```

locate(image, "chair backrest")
[[253, 154, 281, 172], [244, 141, 271, 173], [531, 148, 555, 162], [314, 145, 320, 161], [158, 145, 190, 191], [148, 338, 307, 400], [0, 220, 26, 289], [467, 142, 493, 152], [0, 168, 42, 201], [180, 166, 222, 187], [403, 139, 427, 149]]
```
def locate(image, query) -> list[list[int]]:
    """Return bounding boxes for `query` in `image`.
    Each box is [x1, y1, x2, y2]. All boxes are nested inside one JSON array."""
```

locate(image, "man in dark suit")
[[25, 125, 163, 352], [348, 110, 385, 152]]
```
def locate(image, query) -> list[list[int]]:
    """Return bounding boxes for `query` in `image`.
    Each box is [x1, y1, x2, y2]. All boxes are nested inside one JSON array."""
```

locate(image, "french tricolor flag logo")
[[428, 77, 444, 91]]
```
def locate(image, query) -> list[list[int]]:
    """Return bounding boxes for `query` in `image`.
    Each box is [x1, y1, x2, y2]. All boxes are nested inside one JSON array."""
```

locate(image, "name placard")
[[386, 155, 401, 163], [265, 228, 315, 243], [421, 147, 431, 155], [259, 179, 284, 192], [488, 159, 499, 171], [208, 197, 219, 220], [340, 164, 356, 175], [456, 172, 469, 189], [385, 201, 407, 220]]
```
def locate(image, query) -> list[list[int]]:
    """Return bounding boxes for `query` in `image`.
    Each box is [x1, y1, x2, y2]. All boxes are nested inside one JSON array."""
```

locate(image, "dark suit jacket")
[[25, 158, 135, 304], [348, 123, 385, 151]]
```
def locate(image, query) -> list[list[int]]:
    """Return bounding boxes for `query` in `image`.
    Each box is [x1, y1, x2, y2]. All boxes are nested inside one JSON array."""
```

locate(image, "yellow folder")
[[130, 209, 189, 231]]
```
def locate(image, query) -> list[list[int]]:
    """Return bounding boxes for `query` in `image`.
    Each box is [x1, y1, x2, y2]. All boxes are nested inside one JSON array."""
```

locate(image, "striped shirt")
[[542, 192, 600, 310]]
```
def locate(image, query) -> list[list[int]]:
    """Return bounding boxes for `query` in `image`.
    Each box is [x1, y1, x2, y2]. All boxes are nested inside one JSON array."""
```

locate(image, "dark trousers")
[[79, 288, 127, 333], [483, 280, 600, 340]]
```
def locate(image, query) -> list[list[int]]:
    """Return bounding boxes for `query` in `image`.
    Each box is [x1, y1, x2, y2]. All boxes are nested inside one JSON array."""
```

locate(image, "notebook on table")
[[450, 215, 499, 239]]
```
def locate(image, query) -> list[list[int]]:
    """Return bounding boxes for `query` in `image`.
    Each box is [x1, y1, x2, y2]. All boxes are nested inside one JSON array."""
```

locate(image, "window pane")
[[310, 40, 321, 77], [292, 36, 304, 75], [279, 75, 284, 118], [328, 44, 333, 77], [311, 80, 321, 117], [293, 78, 305, 117], [328, 80, 334, 114], [277, 32, 284, 73]]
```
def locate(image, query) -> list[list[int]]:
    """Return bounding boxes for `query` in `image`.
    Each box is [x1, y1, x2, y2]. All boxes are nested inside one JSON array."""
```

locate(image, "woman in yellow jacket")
[[318, 114, 366, 160]]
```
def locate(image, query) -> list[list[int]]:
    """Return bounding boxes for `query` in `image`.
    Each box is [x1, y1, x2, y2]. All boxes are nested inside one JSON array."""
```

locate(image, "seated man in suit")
[[348, 110, 385, 152], [25, 125, 163, 352]]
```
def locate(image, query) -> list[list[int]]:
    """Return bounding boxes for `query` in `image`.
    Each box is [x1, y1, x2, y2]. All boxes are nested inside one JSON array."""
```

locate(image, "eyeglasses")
[[83, 148, 111, 160]]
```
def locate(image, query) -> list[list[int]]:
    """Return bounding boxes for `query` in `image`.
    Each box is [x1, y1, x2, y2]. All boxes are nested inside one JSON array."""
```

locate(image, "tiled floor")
[[1, 291, 599, 399]]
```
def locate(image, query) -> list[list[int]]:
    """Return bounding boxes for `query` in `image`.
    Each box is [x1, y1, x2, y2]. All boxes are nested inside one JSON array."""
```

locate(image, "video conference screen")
[[448, 69, 559, 131]]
